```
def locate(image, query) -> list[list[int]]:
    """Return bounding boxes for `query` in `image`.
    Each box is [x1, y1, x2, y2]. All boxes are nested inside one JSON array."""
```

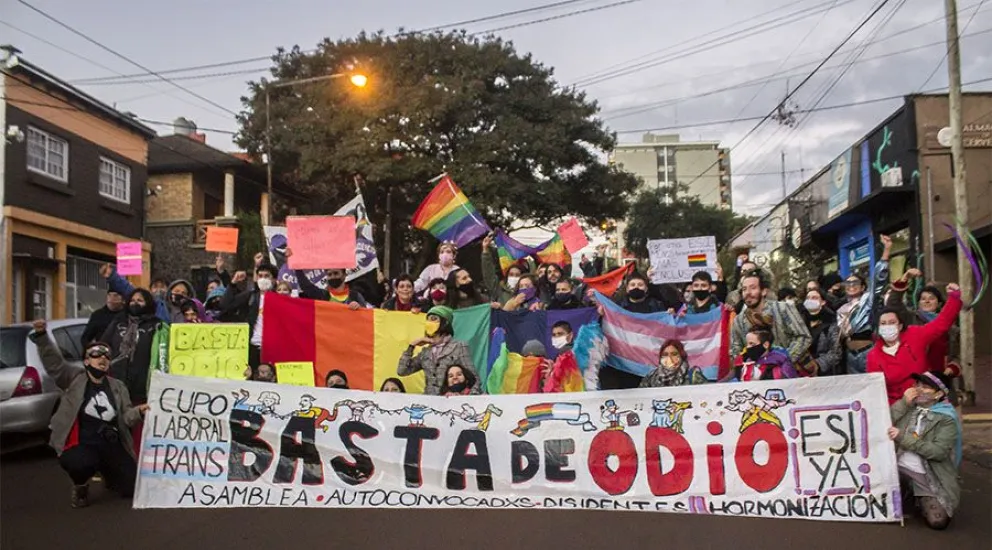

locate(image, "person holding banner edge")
[[29, 320, 149, 508]]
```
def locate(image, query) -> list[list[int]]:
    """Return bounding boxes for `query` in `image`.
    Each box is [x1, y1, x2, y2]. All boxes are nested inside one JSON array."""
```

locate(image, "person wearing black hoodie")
[[80, 290, 125, 346], [801, 288, 843, 376], [617, 272, 667, 313], [100, 288, 167, 406]]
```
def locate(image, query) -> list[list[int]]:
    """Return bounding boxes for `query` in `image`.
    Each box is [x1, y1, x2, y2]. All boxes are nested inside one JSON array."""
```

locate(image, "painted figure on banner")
[[725, 388, 795, 432], [452, 403, 504, 431], [232, 389, 284, 418], [600, 399, 639, 431], [649, 399, 693, 434], [294, 394, 337, 432], [510, 403, 598, 436], [334, 399, 378, 423]]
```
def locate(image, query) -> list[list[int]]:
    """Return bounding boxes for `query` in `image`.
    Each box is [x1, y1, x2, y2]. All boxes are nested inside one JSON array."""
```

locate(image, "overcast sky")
[[4, 0, 991, 217]]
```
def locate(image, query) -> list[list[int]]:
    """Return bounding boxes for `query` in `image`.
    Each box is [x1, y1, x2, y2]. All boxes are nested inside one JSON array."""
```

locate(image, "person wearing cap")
[[888, 371, 962, 530], [397, 306, 479, 395], [29, 320, 149, 508], [867, 283, 962, 404]]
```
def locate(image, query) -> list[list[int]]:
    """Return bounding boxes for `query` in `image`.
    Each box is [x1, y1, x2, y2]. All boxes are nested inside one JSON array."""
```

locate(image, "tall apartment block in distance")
[[611, 133, 732, 209]]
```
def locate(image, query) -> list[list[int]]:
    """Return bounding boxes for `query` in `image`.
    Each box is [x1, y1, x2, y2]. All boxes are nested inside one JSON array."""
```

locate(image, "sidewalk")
[[962, 355, 991, 468]]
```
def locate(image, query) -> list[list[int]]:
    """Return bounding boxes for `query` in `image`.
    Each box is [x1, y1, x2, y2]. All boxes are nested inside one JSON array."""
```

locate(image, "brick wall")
[[147, 173, 194, 222], [147, 223, 215, 284]]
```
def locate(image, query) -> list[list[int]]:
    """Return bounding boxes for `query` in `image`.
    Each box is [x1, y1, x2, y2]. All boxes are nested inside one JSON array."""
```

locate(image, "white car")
[[0, 319, 88, 434]]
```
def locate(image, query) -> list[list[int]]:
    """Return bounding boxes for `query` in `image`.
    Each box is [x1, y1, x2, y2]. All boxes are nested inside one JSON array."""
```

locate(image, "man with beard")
[[729, 270, 812, 367]]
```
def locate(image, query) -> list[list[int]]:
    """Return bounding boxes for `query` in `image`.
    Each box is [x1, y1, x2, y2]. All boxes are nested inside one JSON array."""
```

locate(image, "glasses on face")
[[845, 280, 862, 287], [87, 346, 111, 358]]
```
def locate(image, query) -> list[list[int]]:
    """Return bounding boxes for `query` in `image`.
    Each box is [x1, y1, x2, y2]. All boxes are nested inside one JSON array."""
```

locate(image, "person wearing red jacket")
[[868, 283, 962, 404]]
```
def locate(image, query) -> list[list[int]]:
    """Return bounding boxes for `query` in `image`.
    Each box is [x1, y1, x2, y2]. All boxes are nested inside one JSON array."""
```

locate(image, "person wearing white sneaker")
[[28, 320, 148, 508]]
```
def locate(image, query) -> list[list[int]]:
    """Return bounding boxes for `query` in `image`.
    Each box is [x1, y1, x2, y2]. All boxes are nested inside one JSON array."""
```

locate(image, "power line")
[[17, 0, 239, 116], [915, 0, 988, 91], [71, 67, 271, 87], [415, 0, 594, 33], [471, 0, 643, 34]]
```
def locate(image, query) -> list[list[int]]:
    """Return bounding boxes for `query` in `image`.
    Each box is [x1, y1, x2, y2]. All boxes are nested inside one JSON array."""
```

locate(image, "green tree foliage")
[[236, 31, 637, 271], [623, 184, 752, 257]]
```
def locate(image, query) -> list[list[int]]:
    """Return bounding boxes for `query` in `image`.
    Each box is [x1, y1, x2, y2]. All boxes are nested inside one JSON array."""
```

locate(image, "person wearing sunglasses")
[[30, 320, 149, 509]]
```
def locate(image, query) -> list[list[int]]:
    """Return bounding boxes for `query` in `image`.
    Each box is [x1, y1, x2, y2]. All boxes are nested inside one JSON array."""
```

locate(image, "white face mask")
[[803, 299, 821, 313], [507, 276, 520, 289], [551, 336, 568, 350], [256, 278, 273, 292], [878, 325, 900, 343]]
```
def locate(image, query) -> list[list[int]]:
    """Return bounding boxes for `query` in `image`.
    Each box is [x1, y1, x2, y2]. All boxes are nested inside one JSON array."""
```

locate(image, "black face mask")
[[831, 288, 845, 298], [744, 344, 765, 362], [627, 288, 647, 301], [128, 303, 146, 316], [330, 384, 349, 390], [85, 364, 108, 380], [448, 382, 467, 393], [169, 293, 185, 306], [554, 292, 573, 303], [693, 289, 711, 301], [327, 277, 345, 288], [458, 283, 476, 296]]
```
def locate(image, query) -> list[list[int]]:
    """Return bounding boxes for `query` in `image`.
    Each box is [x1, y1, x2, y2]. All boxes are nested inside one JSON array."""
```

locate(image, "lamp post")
[[262, 72, 367, 225]]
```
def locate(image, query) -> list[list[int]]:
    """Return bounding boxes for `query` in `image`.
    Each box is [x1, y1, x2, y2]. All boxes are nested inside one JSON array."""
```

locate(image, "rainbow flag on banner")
[[593, 291, 730, 380], [534, 233, 571, 268], [485, 328, 543, 394], [494, 229, 541, 274], [411, 174, 490, 248], [261, 294, 491, 392], [687, 253, 708, 268]]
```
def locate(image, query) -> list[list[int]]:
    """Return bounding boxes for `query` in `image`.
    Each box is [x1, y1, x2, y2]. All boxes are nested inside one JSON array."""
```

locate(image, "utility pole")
[[945, 0, 975, 402], [780, 150, 787, 199]]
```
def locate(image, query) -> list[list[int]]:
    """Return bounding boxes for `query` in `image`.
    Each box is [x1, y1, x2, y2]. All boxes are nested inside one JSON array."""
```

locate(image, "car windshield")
[[0, 327, 29, 368]]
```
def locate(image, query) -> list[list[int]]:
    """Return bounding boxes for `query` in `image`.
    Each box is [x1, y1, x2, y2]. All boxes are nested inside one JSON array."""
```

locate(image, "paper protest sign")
[[647, 236, 717, 284], [116, 242, 143, 276], [275, 362, 316, 387], [205, 226, 239, 253], [286, 216, 357, 270], [167, 324, 249, 380], [557, 218, 589, 254]]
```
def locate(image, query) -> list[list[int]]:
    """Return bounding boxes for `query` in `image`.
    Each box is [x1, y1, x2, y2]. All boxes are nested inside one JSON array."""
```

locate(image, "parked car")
[[0, 319, 88, 434]]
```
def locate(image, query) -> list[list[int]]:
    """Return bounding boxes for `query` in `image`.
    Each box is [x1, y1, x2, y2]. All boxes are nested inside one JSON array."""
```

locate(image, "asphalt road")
[[2, 442, 990, 550]]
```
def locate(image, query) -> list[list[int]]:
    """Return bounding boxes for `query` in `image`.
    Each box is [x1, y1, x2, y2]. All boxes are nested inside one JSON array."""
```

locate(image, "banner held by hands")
[[286, 216, 357, 270], [557, 218, 589, 254], [116, 242, 143, 276], [205, 226, 240, 254]]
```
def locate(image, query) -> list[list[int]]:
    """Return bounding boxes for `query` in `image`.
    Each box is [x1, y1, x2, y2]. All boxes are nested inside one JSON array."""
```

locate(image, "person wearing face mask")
[[382, 274, 425, 312], [800, 289, 842, 376], [685, 271, 723, 314], [440, 365, 477, 396], [502, 274, 542, 311], [220, 263, 280, 371], [427, 278, 448, 308], [284, 246, 368, 310], [325, 370, 350, 389], [618, 273, 667, 313], [727, 325, 798, 382], [100, 288, 170, 407], [836, 235, 893, 374], [817, 272, 847, 311], [551, 321, 574, 354], [414, 242, 460, 295], [481, 234, 529, 306], [445, 268, 488, 310], [888, 372, 962, 530], [548, 279, 582, 310], [397, 306, 478, 395], [867, 283, 962, 404], [30, 320, 149, 508], [101, 264, 171, 323], [885, 269, 961, 379], [640, 340, 707, 387], [729, 271, 812, 369]]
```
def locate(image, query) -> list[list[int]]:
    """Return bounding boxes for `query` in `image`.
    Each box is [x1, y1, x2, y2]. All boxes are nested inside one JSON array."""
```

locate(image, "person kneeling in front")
[[29, 320, 149, 508]]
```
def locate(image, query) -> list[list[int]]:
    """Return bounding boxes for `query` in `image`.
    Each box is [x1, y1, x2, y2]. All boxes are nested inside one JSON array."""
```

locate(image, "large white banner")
[[264, 193, 378, 288], [647, 236, 718, 284], [135, 372, 901, 522]]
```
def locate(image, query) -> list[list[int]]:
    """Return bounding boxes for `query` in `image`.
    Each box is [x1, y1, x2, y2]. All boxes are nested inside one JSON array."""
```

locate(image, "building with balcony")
[[1, 47, 155, 323], [145, 120, 304, 294], [610, 133, 732, 209]]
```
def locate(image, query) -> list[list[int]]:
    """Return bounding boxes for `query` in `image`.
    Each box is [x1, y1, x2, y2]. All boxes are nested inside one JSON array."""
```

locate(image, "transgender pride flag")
[[594, 291, 730, 381]]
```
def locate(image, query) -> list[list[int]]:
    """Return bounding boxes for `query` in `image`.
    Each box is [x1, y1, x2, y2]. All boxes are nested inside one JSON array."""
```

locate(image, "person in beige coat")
[[29, 320, 148, 508]]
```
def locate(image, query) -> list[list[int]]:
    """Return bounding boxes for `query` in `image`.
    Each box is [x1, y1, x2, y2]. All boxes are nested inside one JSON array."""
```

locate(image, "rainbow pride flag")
[[485, 328, 543, 394], [534, 233, 571, 268], [411, 174, 490, 248], [494, 229, 541, 274], [261, 294, 491, 392], [687, 253, 708, 268]]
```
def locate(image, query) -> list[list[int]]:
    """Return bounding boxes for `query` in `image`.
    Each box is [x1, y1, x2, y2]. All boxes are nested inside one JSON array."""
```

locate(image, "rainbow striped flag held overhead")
[[494, 229, 541, 274], [534, 233, 571, 268], [411, 174, 491, 248], [687, 253, 708, 268]]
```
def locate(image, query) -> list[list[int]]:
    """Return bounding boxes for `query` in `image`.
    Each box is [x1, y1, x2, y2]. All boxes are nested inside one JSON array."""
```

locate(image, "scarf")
[[929, 401, 963, 467], [657, 360, 689, 387], [328, 286, 350, 303], [118, 314, 146, 361], [918, 310, 938, 323]]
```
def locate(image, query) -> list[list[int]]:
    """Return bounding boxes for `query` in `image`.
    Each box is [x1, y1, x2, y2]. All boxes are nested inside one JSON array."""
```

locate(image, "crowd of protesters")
[[31, 232, 965, 527]]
